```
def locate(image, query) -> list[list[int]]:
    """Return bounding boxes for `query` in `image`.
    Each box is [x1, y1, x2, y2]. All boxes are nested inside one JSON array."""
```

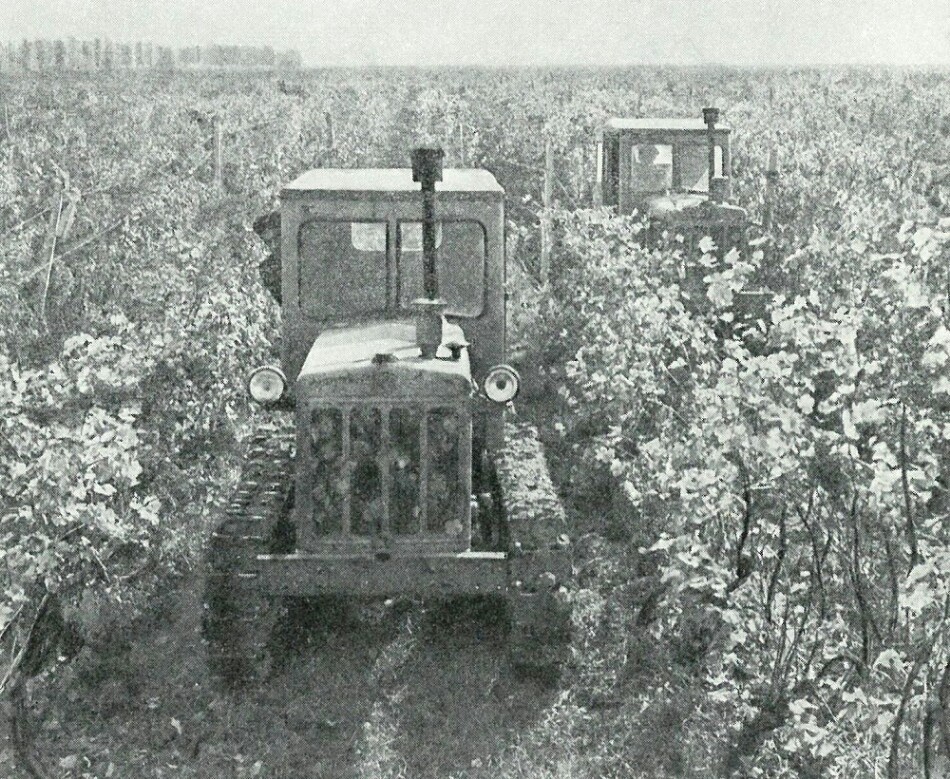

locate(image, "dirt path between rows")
[[1, 579, 558, 778]]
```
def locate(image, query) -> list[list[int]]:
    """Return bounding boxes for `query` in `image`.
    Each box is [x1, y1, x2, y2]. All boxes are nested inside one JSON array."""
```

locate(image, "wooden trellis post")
[[763, 147, 779, 231], [325, 112, 335, 154], [37, 181, 65, 325], [212, 115, 224, 191], [540, 136, 553, 284], [594, 138, 604, 207], [575, 149, 584, 204]]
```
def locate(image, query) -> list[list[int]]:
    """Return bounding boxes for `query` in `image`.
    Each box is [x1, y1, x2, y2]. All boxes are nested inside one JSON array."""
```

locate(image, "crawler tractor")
[[597, 107, 779, 326], [597, 107, 749, 253], [203, 149, 571, 685]]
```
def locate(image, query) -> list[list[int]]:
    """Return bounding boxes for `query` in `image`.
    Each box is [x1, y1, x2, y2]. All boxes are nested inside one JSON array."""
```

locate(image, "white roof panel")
[[605, 117, 731, 132], [283, 168, 503, 195]]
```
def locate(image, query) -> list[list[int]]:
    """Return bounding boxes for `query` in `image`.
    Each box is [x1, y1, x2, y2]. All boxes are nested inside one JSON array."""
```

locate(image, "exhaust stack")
[[411, 147, 447, 359]]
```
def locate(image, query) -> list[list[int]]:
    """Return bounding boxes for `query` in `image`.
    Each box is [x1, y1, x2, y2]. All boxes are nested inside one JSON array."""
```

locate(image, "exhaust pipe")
[[411, 147, 447, 359]]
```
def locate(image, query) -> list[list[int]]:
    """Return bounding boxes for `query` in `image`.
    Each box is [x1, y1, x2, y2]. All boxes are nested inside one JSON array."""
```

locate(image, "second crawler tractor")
[[204, 148, 572, 685], [597, 107, 747, 252]]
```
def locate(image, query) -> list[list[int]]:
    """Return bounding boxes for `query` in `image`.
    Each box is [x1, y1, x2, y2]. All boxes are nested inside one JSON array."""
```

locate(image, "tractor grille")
[[648, 221, 746, 258], [302, 404, 471, 549], [698, 223, 746, 257]]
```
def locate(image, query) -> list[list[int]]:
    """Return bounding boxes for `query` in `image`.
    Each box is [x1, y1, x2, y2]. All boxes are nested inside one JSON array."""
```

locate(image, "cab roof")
[[282, 168, 504, 197], [605, 117, 731, 132]]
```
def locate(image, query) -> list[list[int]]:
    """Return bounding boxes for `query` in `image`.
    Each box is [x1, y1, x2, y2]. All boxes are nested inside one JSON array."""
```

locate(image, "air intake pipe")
[[411, 147, 447, 359]]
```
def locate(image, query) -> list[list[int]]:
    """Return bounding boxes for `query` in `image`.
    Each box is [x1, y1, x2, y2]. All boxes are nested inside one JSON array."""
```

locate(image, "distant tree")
[[93, 38, 102, 69], [53, 40, 66, 69], [67, 37, 79, 69], [276, 49, 302, 69], [118, 43, 132, 69], [20, 40, 32, 72], [178, 46, 199, 67], [80, 40, 93, 70], [102, 39, 113, 70], [155, 46, 174, 70], [34, 39, 48, 71]]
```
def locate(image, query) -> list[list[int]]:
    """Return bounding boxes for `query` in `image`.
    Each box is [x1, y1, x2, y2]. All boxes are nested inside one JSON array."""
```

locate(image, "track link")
[[203, 424, 294, 687], [496, 421, 572, 680]]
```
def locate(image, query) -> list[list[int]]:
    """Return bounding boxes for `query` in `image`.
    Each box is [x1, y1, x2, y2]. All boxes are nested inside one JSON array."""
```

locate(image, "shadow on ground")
[[393, 598, 557, 778]]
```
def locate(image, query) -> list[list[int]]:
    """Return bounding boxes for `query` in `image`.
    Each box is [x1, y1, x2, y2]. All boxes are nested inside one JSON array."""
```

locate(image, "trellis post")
[[540, 136, 553, 284], [37, 181, 65, 325], [212, 115, 224, 191]]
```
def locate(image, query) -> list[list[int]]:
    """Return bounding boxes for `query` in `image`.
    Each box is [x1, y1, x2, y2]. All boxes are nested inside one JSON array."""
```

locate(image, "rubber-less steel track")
[[203, 425, 294, 686], [496, 421, 572, 678]]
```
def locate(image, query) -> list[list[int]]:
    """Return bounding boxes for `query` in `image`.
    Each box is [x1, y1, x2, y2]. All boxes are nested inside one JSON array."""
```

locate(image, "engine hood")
[[646, 193, 746, 225], [296, 319, 472, 402]]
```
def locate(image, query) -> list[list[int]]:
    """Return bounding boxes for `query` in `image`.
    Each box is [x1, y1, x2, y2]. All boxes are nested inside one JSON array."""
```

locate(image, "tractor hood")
[[296, 319, 472, 402], [646, 193, 747, 225]]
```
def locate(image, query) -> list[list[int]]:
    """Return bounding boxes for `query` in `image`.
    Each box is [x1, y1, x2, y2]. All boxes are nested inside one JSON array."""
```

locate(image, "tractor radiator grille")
[[648, 222, 746, 257], [304, 404, 470, 548]]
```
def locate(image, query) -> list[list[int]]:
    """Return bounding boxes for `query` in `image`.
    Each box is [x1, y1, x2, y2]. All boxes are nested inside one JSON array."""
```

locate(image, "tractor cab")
[[276, 157, 508, 555], [597, 108, 747, 250]]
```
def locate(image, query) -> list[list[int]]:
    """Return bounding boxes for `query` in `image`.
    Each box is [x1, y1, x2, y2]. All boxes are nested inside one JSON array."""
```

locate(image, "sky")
[[3, 0, 949, 67]]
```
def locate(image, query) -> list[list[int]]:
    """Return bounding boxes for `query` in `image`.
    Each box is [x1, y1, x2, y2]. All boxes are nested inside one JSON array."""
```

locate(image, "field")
[[1, 65, 950, 778]]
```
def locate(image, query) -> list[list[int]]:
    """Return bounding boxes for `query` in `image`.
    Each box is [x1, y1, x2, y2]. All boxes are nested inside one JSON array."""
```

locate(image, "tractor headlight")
[[483, 365, 520, 403], [247, 366, 286, 405]]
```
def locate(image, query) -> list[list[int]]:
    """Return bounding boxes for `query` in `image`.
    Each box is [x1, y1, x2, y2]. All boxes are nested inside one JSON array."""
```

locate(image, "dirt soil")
[[0, 580, 560, 778]]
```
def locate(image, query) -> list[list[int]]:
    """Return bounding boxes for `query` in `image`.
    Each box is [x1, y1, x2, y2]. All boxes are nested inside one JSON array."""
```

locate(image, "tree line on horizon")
[[0, 39, 303, 73]]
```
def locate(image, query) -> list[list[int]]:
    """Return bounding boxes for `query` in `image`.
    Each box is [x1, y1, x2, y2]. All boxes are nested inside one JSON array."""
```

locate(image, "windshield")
[[298, 220, 387, 318], [297, 219, 485, 319], [630, 141, 724, 194], [397, 221, 484, 317], [630, 143, 672, 193], [679, 143, 723, 192]]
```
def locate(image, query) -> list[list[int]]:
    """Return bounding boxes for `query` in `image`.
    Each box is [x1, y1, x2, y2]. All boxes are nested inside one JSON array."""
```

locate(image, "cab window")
[[679, 144, 723, 192], [398, 221, 485, 317], [296, 219, 486, 320], [297, 220, 388, 317], [630, 144, 673, 193]]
